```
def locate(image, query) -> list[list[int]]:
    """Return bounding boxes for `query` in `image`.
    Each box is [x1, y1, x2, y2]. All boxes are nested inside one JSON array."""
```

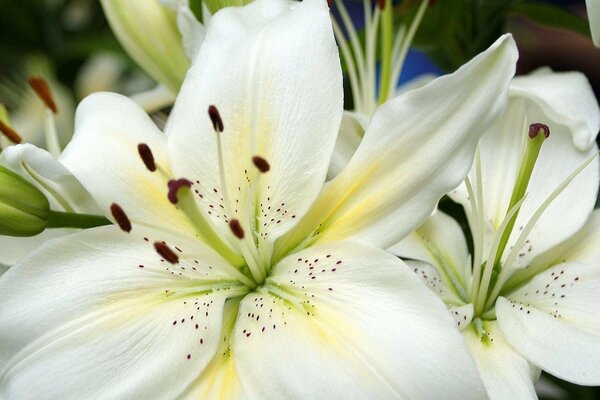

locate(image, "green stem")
[[46, 210, 111, 229], [492, 128, 546, 268], [378, 0, 394, 105]]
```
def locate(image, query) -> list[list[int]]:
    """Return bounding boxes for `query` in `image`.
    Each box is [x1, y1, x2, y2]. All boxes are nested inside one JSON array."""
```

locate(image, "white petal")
[[587, 0, 600, 47], [390, 209, 471, 293], [464, 321, 539, 399], [450, 85, 600, 269], [1, 144, 98, 213], [510, 70, 600, 150], [277, 34, 517, 255], [176, 5, 206, 61], [450, 303, 475, 331], [231, 242, 486, 399], [497, 262, 600, 385], [530, 209, 600, 269], [165, 0, 342, 247], [403, 259, 464, 307], [0, 226, 247, 398], [393, 73, 437, 97], [328, 111, 368, 180], [61, 92, 195, 235], [0, 229, 75, 267]]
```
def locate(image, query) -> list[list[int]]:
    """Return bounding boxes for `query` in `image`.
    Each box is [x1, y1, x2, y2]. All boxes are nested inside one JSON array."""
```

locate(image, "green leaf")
[[509, 1, 591, 37]]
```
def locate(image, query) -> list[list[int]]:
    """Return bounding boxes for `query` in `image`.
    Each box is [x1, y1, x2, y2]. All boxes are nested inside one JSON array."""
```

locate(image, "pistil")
[[492, 123, 549, 268]]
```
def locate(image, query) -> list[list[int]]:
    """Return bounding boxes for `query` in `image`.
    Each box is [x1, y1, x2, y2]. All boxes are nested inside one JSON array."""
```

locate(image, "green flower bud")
[[0, 165, 50, 236], [100, 0, 190, 93]]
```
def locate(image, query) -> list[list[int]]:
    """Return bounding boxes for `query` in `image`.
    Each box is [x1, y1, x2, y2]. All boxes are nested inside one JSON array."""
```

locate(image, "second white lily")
[[393, 68, 600, 398]]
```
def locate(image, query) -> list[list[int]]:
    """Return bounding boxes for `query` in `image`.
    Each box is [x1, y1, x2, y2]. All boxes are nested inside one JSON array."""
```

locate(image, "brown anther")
[[252, 156, 270, 173], [228, 219, 245, 239], [327, 0, 333, 8], [110, 203, 132, 233], [0, 121, 22, 144], [377, 0, 385, 9], [28, 77, 57, 113], [528, 123, 550, 139], [137, 143, 156, 172], [208, 105, 224, 133], [154, 242, 179, 264], [168, 178, 193, 204]]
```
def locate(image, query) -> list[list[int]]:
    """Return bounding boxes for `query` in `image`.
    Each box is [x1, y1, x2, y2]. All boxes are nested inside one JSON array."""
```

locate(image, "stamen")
[[154, 242, 179, 264], [110, 203, 132, 233], [168, 179, 193, 204], [0, 121, 22, 144], [528, 123, 550, 139], [229, 219, 245, 239], [208, 105, 224, 133], [28, 77, 57, 113], [208, 105, 235, 222], [252, 156, 270, 173], [137, 143, 156, 172]]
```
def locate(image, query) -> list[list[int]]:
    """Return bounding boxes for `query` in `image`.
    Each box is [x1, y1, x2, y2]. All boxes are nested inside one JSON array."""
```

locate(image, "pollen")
[[208, 105, 224, 133], [154, 242, 180, 264], [252, 156, 270, 173], [110, 203, 132, 233], [0, 121, 22, 144], [28, 77, 57, 113], [229, 219, 245, 239], [137, 143, 156, 172]]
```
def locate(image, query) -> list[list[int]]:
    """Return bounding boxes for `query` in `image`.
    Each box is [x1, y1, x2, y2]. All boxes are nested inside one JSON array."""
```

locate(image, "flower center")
[[122, 105, 285, 289]]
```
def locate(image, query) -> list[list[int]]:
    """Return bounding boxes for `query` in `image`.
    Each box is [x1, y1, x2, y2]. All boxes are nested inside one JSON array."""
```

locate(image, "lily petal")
[[328, 111, 368, 180], [402, 259, 464, 307], [586, 0, 600, 47], [0, 226, 247, 398], [497, 262, 600, 385], [61, 92, 195, 235], [529, 209, 600, 269], [276, 34, 517, 257], [390, 209, 471, 295], [165, 0, 343, 245], [464, 321, 539, 399], [0, 230, 74, 267], [510, 70, 600, 150], [232, 242, 486, 399]]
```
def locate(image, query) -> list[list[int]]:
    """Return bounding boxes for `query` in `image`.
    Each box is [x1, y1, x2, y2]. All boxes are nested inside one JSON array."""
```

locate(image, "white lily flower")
[[392, 69, 600, 398], [0, 0, 517, 397], [586, 0, 600, 47]]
